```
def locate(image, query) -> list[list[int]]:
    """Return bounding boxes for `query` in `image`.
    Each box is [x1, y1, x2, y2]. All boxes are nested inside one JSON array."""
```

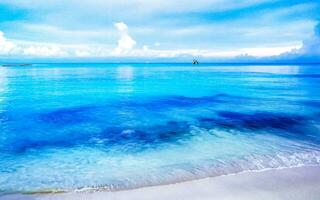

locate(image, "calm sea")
[[0, 63, 320, 193]]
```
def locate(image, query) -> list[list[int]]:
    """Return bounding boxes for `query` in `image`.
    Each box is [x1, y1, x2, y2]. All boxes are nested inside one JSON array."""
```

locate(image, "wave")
[[4, 150, 318, 195]]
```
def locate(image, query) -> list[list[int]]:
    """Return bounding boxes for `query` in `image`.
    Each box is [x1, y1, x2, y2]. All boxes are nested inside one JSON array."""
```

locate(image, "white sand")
[[2, 166, 320, 200]]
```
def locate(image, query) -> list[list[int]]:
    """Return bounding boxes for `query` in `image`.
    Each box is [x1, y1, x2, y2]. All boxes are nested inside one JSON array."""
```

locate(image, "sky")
[[0, 0, 319, 62]]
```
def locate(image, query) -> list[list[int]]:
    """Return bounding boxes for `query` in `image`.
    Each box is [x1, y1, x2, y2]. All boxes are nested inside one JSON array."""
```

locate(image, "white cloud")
[[297, 22, 320, 56], [273, 21, 320, 62], [0, 28, 302, 59], [0, 31, 70, 57], [22, 45, 68, 57], [75, 50, 91, 57], [241, 44, 303, 57], [113, 22, 136, 56], [114, 22, 128, 32], [115, 42, 301, 58], [0, 20, 308, 60], [143, 45, 149, 51], [0, 31, 18, 55]]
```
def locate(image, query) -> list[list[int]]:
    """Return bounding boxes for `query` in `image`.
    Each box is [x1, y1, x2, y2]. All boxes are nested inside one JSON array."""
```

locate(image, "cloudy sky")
[[0, 0, 319, 61]]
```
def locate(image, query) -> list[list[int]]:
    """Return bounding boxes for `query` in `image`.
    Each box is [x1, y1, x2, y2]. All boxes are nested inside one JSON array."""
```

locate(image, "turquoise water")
[[0, 63, 320, 193]]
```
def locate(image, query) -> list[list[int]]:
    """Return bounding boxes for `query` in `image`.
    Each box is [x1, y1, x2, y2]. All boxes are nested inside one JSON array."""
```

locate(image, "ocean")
[[0, 63, 320, 193]]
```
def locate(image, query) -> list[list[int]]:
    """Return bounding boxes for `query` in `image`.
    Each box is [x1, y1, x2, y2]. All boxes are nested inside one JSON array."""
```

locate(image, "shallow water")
[[0, 63, 320, 193]]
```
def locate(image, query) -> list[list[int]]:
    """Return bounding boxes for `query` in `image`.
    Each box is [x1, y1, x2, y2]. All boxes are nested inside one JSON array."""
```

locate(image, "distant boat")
[[192, 59, 199, 65]]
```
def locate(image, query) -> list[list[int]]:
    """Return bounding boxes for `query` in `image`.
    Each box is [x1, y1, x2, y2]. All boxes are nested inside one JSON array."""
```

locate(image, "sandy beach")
[[2, 166, 320, 200]]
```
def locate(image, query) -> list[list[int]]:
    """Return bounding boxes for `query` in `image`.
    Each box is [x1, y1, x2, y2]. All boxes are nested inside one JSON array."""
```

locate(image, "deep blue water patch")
[[217, 111, 305, 130], [39, 105, 97, 125], [2, 108, 317, 154], [198, 111, 306, 131], [301, 100, 320, 108], [2, 90, 320, 154], [37, 94, 229, 125]]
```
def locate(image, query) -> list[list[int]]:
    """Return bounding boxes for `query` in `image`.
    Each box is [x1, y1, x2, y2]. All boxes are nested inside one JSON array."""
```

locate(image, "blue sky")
[[0, 0, 319, 62]]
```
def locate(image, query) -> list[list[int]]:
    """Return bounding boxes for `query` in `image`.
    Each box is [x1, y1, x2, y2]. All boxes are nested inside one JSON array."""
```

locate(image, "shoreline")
[[2, 165, 320, 200]]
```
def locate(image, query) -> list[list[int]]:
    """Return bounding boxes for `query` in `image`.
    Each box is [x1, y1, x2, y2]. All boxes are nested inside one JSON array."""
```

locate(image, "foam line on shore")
[[2, 165, 320, 200]]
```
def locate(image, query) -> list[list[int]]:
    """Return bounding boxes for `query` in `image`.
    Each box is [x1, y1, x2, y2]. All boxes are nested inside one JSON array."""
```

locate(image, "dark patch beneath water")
[[198, 111, 305, 132], [4, 121, 192, 154], [292, 74, 320, 78], [3, 94, 317, 154], [5, 110, 314, 154], [37, 93, 240, 126], [301, 100, 320, 108], [38, 105, 96, 125], [218, 111, 305, 130], [98, 121, 190, 148]]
